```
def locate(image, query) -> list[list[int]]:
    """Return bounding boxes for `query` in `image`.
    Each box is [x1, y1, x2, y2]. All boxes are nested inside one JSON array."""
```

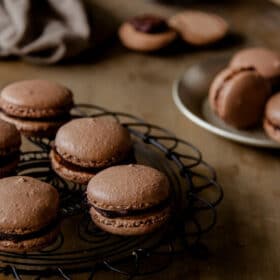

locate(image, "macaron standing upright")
[[209, 66, 271, 128], [118, 14, 177, 52], [230, 47, 280, 90], [168, 10, 228, 46], [0, 80, 74, 138], [87, 164, 171, 236], [0, 176, 60, 252], [0, 119, 21, 178], [50, 117, 133, 185], [263, 92, 280, 143]]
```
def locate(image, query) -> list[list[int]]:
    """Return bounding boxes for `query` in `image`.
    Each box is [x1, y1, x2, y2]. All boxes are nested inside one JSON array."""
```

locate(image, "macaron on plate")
[[173, 53, 280, 148]]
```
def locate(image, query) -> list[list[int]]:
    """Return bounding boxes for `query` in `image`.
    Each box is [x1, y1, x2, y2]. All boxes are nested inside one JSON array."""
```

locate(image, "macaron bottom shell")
[[0, 111, 66, 138], [50, 149, 95, 185], [90, 205, 171, 236], [0, 225, 60, 253]]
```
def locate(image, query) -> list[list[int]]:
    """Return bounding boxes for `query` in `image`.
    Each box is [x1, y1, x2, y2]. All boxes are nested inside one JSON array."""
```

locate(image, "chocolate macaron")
[[0, 80, 73, 138], [50, 117, 133, 185], [0, 119, 21, 178], [118, 14, 177, 52], [230, 47, 280, 89], [168, 10, 228, 46], [0, 176, 60, 252], [87, 164, 171, 235], [209, 67, 271, 128], [263, 93, 280, 142]]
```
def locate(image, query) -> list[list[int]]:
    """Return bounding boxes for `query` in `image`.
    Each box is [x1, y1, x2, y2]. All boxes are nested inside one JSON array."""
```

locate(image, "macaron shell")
[[0, 225, 60, 253], [87, 164, 170, 211], [0, 111, 65, 138], [263, 119, 280, 143], [0, 80, 73, 118], [0, 176, 59, 234], [0, 119, 21, 152], [230, 48, 280, 80], [90, 205, 170, 235], [55, 117, 132, 168], [118, 22, 177, 52], [168, 10, 228, 45], [50, 150, 95, 185], [209, 67, 271, 128], [0, 155, 19, 178], [264, 92, 280, 124]]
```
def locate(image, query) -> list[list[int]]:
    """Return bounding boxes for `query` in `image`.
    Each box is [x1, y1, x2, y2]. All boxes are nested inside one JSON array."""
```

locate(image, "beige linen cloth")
[[0, 0, 91, 64]]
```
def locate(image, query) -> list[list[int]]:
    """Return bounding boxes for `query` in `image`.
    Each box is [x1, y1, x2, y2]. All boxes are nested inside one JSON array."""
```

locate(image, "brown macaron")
[[230, 47, 280, 88], [0, 176, 60, 252], [263, 92, 280, 142], [0, 119, 21, 178], [209, 67, 271, 128], [168, 10, 228, 46], [87, 164, 171, 236], [0, 80, 73, 138], [118, 14, 177, 52], [50, 117, 133, 185]]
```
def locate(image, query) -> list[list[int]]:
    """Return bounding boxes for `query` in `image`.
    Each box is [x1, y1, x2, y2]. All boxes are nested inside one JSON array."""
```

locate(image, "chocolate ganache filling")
[[91, 198, 170, 219], [52, 147, 136, 173], [0, 152, 19, 167], [0, 217, 59, 242], [129, 15, 168, 34], [0, 110, 71, 123]]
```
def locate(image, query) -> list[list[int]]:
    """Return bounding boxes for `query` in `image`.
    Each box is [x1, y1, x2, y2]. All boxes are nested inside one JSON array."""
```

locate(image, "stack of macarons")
[[209, 47, 280, 142], [118, 10, 228, 52], [0, 79, 174, 252]]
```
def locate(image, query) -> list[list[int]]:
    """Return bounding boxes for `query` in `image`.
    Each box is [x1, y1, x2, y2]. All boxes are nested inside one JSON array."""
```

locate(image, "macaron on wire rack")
[[0, 104, 223, 279]]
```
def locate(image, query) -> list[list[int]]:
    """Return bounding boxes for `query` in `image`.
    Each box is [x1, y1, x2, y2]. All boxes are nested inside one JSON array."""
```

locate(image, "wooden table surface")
[[2, 0, 280, 279]]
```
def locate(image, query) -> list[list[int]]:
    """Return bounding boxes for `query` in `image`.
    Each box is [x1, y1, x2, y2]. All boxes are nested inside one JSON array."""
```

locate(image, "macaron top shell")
[[87, 164, 170, 211], [0, 80, 73, 118], [168, 10, 228, 45], [230, 48, 280, 79], [0, 119, 21, 151], [55, 117, 132, 168], [0, 176, 59, 234], [264, 92, 280, 124]]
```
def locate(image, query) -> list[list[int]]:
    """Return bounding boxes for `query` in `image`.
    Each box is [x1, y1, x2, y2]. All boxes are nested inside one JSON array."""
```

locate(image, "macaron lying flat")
[[87, 164, 171, 236], [50, 117, 133, 185], [209, 67, 271, 128], [118, 14, 177, 52], [263, 93, 280, 143], [230, 47, 280, 89], [0, 80, 73, 138], [0, 176, 60, 252], [168, 10, 228, 46], [0, 119, 21, 178]]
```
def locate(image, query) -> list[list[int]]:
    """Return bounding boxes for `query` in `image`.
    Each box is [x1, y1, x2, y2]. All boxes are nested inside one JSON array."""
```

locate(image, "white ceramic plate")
[[173, 55, 280, 148]]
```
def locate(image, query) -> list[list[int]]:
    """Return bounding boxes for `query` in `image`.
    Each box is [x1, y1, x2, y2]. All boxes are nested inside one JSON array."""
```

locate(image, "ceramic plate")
[[173, 55, 280, 148]]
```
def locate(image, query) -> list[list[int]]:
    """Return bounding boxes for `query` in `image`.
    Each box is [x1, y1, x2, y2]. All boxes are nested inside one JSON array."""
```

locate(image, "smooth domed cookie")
[[168, 10, 228, 46], [118, 14, 177, 52], [87, 164, 171, 236], [230, 47, 280, 88], [0, 119, 21, 178], [0, 176, 60, 252], [0, 80, 73, 138], [263, 92, 280, 142], [209, 67, 271, 128], [50, 117, 133, 185]]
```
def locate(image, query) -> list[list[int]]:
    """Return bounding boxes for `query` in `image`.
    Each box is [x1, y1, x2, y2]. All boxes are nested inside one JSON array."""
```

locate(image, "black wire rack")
[[0, 104, 223, 279]]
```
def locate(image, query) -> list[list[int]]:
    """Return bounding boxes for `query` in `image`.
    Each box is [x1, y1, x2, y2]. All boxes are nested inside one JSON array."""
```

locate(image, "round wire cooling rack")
[[0, 104, 223, 279]]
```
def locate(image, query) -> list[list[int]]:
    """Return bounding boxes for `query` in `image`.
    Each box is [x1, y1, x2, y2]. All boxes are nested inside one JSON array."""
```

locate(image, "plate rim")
[[172, 77, 280, 148]]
